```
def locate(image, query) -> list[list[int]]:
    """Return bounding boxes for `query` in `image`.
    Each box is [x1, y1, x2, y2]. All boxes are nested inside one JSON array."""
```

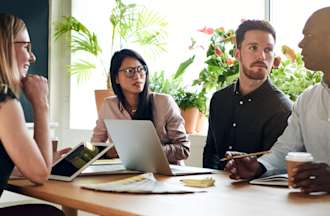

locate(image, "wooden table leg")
[[62, 205, 78, 216]]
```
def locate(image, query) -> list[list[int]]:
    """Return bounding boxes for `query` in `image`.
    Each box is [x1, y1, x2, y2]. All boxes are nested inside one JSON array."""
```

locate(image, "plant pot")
[[181, 107, 200, 134], [195, 112, 207, 134], [94, 89, 114, 113]]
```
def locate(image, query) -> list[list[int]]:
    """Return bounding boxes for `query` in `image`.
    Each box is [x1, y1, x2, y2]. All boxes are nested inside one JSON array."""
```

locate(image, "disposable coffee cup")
[[286, 152, 313, 187]]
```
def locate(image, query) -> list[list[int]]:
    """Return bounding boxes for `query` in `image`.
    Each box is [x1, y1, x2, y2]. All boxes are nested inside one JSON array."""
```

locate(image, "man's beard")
[[241, 61, 269, 80]]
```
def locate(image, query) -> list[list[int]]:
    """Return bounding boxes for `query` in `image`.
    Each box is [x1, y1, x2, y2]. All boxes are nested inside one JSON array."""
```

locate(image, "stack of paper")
[[80, 173, 205, 194]]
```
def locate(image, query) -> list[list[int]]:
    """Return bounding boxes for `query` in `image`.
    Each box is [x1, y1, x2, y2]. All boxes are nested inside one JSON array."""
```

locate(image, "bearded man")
[[203, 20, 292, 170]]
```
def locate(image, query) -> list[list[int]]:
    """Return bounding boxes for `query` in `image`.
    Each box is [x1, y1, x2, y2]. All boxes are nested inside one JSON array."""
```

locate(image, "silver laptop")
[[80, 163, 141, 176], [104, 119, 213, 176]]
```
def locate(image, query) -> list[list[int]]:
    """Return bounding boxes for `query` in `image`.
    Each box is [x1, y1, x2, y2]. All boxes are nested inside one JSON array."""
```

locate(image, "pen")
[[220, 150, 272, 161]]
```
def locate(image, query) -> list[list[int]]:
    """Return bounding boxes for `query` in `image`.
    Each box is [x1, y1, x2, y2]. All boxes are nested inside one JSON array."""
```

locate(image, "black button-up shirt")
[[203, 79, 292, 170]]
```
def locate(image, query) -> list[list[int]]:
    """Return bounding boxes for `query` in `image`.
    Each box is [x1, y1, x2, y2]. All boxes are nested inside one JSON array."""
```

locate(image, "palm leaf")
[[55, 16, 101, 56], [128, 7, 168, 56], [110, 1, 167, 57], [67, 60, 96, 84]]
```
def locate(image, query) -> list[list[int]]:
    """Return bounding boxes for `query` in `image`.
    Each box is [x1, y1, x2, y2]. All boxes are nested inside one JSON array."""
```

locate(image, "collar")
[[321, 79, 330, 93], [321, 78, 330, 89], [233, 78, 274, 99]]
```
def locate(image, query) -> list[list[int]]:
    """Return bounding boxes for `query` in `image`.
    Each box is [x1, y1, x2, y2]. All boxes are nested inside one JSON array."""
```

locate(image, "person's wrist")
[[31, 97, 49, 112], [253, 162, 267, 179], [32, 104, 49, 115]]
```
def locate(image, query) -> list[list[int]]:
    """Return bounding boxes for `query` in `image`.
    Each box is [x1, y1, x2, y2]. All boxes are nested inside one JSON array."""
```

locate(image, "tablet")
[[49, 142, 111, 181]]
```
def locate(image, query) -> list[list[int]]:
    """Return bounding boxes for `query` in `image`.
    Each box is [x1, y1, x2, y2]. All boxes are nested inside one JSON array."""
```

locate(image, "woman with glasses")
[[91, 49, 190, 165], [0, 13, 64, 215]]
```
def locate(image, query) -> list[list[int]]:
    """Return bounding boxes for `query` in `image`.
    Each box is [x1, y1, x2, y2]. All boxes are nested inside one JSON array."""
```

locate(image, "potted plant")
[[149, 55, 207, 134], [149, 55, 195, 95], [270, 45, 322, 101], [192, 27, 321, 103], [192, 27, 239, 94], [174, 26, 239, 134], [54, 0, 168, 112], [174, 88, 207, 134]]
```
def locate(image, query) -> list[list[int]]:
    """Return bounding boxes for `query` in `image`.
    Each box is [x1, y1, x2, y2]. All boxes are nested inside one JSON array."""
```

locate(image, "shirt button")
[[228, 146, 233, 150], [248, 98, 252, 102], [239, 101, 243, 105], [233, 123, 237, 127], [328, 118, 330, 122]]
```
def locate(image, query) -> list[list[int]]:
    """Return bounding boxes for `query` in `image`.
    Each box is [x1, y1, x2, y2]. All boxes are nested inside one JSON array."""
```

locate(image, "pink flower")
[[198, 26, 214, 35], [215, 47, 223, 56]]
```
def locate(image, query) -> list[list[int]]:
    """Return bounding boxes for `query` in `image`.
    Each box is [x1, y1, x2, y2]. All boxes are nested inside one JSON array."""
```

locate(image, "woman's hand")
[[21, 75, 49, 109]]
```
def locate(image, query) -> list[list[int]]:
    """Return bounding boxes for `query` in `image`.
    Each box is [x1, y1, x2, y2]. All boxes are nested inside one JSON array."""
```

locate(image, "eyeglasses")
[[14, 41, 32, 52], [119, 65, 147, 78]]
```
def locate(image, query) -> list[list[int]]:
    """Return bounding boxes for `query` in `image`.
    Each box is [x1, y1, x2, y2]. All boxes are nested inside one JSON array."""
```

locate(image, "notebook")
[[249, 173, 288, 187], [104, 119, 214, 176], [49, 142, 111, 181]]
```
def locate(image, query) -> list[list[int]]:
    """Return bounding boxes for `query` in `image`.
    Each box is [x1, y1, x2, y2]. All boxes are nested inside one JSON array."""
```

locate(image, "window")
[[69, 0, 265, 129], [271, 0, 330, 51]]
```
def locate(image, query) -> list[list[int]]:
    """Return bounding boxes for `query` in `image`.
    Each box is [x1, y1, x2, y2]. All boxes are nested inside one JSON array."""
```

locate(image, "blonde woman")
[[0, 13, 63, 215]]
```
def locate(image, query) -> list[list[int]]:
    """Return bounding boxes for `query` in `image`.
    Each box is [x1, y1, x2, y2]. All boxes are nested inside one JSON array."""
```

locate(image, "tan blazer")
[[91, 93, 190, 165]]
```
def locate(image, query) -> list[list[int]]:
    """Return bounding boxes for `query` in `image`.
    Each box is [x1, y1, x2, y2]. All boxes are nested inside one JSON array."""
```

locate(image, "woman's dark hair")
[[109, 48, 153, 121]]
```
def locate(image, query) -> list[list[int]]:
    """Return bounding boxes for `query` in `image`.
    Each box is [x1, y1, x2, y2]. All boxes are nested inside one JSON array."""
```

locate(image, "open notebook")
[[249, 173, 288, 187]]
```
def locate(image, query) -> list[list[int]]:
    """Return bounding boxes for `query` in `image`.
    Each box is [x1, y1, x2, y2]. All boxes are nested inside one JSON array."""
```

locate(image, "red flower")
[[226, 58, 234, 65], [198, 26, 214, 35], [273, 56, 281, 69], [215, 47, 223, 56]]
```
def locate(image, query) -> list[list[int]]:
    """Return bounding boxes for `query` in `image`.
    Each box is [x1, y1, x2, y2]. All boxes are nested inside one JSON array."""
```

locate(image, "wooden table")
[[6, 172, 330, 216]]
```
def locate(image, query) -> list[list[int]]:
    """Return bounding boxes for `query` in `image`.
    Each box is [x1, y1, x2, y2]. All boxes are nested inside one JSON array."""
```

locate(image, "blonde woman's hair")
[[0, 13, 26, 96]]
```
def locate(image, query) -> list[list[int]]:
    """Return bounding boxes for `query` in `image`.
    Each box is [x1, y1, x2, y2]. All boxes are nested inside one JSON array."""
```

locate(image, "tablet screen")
[[51, 144, 108, 177]]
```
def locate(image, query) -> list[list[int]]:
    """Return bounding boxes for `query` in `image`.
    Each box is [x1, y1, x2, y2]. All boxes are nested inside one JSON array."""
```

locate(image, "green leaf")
[[173, 55, 195, 79], [55, 16, 102, 56], [67, 60, 96, 84]]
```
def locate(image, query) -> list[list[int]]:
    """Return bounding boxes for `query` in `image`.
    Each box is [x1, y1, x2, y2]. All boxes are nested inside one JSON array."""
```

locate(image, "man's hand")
[[224, 151, 261, 180], [292, 162, 330, 193]]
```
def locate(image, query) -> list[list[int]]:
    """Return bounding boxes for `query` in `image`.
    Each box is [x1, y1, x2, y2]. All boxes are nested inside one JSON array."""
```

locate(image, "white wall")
[[185, 135, 206, 167]]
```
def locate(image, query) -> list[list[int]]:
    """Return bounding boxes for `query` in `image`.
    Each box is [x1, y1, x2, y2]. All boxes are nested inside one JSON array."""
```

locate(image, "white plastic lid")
[[285, 152, 314, 162]]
